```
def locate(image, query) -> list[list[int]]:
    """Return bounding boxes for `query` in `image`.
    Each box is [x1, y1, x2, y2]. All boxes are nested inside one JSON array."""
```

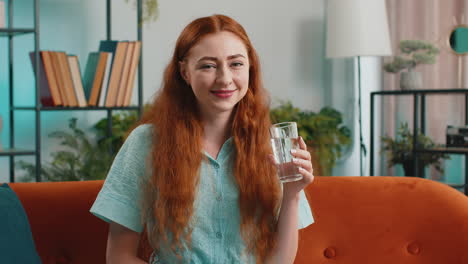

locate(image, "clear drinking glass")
[[270, 122, 303, 183]]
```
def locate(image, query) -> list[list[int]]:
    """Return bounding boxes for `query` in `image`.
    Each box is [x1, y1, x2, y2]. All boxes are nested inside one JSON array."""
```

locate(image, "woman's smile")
[[210, 89, 237, 99]]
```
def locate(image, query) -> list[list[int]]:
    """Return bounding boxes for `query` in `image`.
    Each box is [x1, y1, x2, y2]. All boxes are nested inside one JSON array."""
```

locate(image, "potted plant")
[[381, 122, 450, 176], [17, 118, 114, 181], [270, 101, 352, 176], [125, 0, 159, 23], [383, 40, 439, 90], [17, 109, 143, 181]]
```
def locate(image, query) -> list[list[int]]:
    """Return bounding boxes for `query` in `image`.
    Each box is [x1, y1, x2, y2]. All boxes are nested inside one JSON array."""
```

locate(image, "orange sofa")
[[9, 176, 468, 264]]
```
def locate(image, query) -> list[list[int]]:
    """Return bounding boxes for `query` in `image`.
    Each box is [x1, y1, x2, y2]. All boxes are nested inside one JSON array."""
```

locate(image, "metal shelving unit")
[[370, 89, 468, 195], [1, 0, 143, 182]]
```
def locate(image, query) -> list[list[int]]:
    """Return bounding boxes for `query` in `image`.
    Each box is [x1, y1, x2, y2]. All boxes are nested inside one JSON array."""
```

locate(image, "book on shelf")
[[30, 50, 91, 108], [116, 42, 134, 107], [49, 51, 75, 106], [124, 41, 141, 106], [68, 55, 87, 107], [89, 40, 142, 107], [99, 40, 128, 107], [27, 40, 141, 109], [82, 52, 100, 100], [85, 52, 109, 106], [48, 51, 68, 106], [98, 53, 113, 107], [29, 52, 57, 107], [57, 52, 79, 107], [41, 51, 64, 106]]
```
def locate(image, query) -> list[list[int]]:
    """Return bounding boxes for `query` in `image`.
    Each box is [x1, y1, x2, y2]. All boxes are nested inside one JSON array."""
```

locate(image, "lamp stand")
[[357, 56, 366, 176]]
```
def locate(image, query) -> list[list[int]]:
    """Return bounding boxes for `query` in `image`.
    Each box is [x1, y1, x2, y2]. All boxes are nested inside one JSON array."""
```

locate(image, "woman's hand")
[[269, 136, 314, 200]]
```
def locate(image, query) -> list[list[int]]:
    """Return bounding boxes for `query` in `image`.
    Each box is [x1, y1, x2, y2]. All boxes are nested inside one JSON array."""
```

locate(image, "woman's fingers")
[[298, 136, 307, 150], [299, 167, 315, 184], [291, 137, 314, 176], [291, 148, 311, 162], [293, 157, 313, 172]]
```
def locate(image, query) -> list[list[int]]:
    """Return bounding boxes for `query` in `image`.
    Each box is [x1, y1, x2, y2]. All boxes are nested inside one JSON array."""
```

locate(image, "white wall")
[[138, 0, 326, 110]]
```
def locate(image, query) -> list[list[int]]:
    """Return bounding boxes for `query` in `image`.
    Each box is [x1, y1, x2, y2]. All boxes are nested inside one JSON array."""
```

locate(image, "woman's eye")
[[231, 62, 244, 67], [200, 64, 216, 69]]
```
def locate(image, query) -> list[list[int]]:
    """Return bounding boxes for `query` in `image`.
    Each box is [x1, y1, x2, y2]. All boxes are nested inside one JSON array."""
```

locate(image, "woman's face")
[[180, 31, 250, 118]]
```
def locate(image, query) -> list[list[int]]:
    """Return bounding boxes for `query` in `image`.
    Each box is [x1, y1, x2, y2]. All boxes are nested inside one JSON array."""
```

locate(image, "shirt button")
[[216, 232, 222, 239], [216, 195, 222, 201]]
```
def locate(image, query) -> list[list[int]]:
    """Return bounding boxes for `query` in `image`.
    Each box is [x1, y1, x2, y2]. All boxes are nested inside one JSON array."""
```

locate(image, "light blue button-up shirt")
[[90, 124, 314, 264]]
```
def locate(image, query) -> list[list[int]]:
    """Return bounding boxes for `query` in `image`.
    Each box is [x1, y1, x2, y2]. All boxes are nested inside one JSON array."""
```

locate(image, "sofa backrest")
[[298, 176, 468, 264], [10, 180, 108, 264], [9, 176, 468, 264]]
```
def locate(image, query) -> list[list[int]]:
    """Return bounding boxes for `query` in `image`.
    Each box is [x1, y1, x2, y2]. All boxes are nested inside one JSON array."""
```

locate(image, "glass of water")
[[270, 122, 303, 183]]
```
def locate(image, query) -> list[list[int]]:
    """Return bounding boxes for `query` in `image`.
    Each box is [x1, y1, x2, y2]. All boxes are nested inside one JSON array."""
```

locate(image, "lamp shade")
[[326, 0, 392, 58]]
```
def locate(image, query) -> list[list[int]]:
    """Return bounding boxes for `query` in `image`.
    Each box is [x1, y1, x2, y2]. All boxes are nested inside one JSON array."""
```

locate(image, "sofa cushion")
[[0, 183, 41, 264]]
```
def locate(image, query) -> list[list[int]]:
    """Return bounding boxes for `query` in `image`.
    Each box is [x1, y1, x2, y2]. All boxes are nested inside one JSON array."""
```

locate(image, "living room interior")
[[1, 0, 468, 263]]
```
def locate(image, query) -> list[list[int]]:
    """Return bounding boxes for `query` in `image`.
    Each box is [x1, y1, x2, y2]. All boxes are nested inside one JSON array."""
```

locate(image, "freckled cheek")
[[233, 73, 249, 91], [192, 73, 216, 90]]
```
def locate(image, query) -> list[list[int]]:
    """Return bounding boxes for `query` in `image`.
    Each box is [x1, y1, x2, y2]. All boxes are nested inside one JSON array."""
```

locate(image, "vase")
[[400, 71, 422, 90], [402, 161, 426, 177]]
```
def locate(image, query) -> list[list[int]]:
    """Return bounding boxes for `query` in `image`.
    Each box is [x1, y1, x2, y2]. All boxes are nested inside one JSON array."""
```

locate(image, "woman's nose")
[[216, 65, 233, 87]]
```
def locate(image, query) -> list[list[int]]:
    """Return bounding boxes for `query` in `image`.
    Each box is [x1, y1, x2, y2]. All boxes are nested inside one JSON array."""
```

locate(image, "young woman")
[[91, 14, 315, 264]]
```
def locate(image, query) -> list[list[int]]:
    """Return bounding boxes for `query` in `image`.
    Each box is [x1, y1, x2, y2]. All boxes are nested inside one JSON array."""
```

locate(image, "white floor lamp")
[[326, 0, 392, 176]]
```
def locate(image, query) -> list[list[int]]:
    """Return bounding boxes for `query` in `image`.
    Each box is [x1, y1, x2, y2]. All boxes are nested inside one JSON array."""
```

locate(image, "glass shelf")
[[0, 148, 36, 157], [415, 147, 468, 155], [13, 106, 140, 111], [0, 28, 35, 37], [372, 89, 468, 96]]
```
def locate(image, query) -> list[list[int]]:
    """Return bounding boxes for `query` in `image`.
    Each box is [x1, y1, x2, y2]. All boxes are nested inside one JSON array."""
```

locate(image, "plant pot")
[[400, 71, 422, 90], [402, 161, 426, 177]]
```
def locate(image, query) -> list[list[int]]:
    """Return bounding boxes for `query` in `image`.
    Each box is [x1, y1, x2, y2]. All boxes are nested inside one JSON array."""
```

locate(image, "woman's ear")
[[179, 61, 190, 84]]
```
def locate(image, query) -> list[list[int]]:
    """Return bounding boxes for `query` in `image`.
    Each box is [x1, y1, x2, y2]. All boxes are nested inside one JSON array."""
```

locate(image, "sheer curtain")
[[381, 0, 466, 182]]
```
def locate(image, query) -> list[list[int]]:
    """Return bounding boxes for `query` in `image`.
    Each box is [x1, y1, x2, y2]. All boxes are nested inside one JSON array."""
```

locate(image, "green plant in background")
[[381, 122, 450, 176], [17, 118, 113, 181], [270, 101, 352, 176], [17, 108, 143, 182], [17, 102, 349, 179], [125, 0, 159, 23], [383, 40, 439, 73], [93, 110, 140, 155]]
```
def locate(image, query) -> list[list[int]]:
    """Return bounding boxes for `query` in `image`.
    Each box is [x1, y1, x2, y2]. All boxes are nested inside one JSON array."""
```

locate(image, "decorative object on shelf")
[[270, 101, 352, 176], [446, 125, 468, 147], [383, 40, 440, 90], [449, 24, 468, 87], [449, 25, 468, 55], [326, 0, 392, 176], [381, 122, 450, 176], [125, 0, 158, 23], [0, 1, 5, 28]]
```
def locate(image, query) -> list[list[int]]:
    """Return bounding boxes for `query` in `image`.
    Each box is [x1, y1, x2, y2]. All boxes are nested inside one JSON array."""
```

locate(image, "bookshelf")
[[369, 89, 468, 195], [0, 0, 144, 182]]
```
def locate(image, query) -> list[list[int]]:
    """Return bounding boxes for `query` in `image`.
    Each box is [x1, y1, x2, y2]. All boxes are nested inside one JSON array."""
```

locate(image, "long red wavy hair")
[[138, 14, 281, 263]]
